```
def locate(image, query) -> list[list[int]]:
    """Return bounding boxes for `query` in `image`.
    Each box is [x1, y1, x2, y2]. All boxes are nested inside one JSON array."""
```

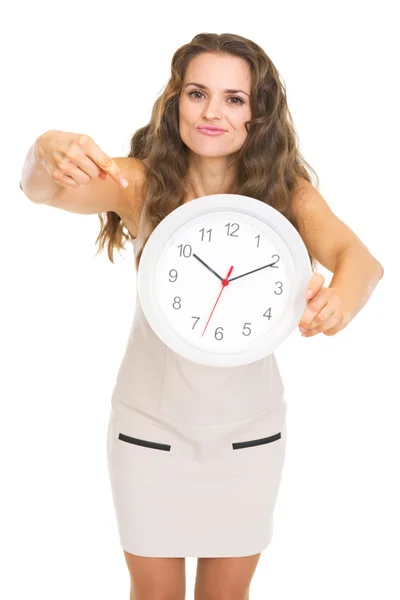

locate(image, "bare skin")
[[179, 52, 252, 199], [123, 552, 186, 600], [123, 549, 261, 600]]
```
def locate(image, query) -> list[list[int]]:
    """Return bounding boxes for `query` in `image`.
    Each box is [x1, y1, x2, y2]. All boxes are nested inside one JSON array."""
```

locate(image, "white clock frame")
[[138, 193, 312, 367]]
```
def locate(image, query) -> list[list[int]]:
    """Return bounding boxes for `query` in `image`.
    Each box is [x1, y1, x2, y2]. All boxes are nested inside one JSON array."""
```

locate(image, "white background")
[[2, 0, 398, 598]]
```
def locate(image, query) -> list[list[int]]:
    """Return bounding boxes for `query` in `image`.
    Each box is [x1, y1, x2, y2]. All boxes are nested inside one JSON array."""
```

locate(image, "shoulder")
[[290, 177, 313, 211], [289, 176, 363, 272], [289, 176, 326, 229]]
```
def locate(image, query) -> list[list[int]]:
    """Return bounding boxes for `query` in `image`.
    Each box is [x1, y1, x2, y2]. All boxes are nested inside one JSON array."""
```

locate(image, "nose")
[[202, 97, 223, 121]]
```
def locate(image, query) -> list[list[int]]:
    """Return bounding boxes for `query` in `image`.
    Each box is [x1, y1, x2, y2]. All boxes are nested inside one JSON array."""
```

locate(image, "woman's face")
[[179, 53, 252, 158]]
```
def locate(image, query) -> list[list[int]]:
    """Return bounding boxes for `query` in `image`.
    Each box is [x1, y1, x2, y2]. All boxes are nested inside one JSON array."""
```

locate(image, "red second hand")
[[201, 265, 234, 337]]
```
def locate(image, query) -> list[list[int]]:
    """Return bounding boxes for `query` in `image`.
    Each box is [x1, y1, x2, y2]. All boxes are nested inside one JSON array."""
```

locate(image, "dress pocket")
[[232, 432, 281, 449], [118, 433, 171, 452], [107, 409, 174, 480]]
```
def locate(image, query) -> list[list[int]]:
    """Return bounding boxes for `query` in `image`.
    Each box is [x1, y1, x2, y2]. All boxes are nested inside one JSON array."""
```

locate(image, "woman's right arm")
[[19, 130, 143, 218], [20, 135, 66, 204]]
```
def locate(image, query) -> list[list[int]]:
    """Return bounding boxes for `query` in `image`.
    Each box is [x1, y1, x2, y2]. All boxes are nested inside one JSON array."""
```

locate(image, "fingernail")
[[299, 327, 306, 334], [120, 178, 129, 188], [306, 289, 313, 298]]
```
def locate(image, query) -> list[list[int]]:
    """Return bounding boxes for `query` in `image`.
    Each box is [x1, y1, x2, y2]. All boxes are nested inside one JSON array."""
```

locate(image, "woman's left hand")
[[298, 273, 348, 337]]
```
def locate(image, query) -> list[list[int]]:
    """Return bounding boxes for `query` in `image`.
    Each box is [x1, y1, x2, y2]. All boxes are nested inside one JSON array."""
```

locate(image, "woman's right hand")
[[34, 130, 129, 189]]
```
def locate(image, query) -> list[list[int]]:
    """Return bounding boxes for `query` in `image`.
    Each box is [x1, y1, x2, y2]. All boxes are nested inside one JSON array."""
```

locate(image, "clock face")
[[155, 211, 293, 355], [138, 194, 311, 367]]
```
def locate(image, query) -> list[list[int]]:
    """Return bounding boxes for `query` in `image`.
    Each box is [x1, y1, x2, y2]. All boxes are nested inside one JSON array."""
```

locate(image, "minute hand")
[[228, 260, 278, 282]]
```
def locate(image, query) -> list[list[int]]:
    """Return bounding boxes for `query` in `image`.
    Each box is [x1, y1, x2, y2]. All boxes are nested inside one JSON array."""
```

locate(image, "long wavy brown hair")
[[95, 32, 319, 273]]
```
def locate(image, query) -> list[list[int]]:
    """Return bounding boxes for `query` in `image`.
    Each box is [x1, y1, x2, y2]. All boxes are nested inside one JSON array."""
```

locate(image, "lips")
[[197, 126, 226, 132]]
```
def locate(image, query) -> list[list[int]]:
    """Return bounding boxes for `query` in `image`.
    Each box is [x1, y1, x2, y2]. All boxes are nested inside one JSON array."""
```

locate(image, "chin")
[[185, 141, 238, 159], [192, 149, 231, 158]]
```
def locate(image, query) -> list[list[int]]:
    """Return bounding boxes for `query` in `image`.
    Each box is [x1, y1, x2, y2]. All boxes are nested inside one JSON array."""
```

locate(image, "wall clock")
[[137, 194, 312, 367]]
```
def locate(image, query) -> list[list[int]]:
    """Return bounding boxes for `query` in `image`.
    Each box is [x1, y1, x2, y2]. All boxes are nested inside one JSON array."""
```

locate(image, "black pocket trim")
[[232, 432, 281, 449], [118, 433, 171, 451]]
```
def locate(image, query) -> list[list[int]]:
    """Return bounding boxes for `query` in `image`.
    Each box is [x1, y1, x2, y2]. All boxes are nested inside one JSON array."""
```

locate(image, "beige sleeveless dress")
[[106, 233, 288, 558]]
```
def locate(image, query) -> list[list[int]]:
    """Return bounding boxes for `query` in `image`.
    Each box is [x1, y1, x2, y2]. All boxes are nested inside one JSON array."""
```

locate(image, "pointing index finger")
[[97, 153, 128, 187], [83, 137, 128, 187]]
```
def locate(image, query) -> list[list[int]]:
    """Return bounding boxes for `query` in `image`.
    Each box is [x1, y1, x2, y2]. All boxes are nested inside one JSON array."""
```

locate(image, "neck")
[[186, 154, 237, 198]]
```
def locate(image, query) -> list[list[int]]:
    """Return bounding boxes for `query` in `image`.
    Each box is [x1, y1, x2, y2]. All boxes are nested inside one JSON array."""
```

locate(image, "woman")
[[20, 32, 383, 600]]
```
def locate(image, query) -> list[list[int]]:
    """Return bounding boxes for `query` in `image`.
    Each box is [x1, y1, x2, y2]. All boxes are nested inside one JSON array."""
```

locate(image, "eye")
[[188, 91, 204, 101], [228, 96, 245, 105], [187, 91, 245, 106]]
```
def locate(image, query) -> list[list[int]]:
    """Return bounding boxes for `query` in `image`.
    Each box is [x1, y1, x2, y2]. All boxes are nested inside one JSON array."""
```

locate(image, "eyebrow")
[[184, 82, 250, 98]]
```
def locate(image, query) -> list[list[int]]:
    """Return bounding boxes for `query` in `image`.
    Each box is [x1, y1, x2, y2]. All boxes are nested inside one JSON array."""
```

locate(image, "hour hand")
[[192, 253, 224, 282]]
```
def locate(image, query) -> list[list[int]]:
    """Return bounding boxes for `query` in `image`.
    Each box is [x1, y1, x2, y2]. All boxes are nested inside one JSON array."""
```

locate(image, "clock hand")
[[228, 260, 279, 282], [201, 265, 234, 337], [193, 253, 224, 282]]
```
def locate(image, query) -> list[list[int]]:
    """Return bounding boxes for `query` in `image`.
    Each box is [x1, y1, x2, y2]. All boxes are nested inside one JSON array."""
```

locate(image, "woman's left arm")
[[291, 178, 384, 337], [328, 245, 384, 324], [300, 249, 384, 337]]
